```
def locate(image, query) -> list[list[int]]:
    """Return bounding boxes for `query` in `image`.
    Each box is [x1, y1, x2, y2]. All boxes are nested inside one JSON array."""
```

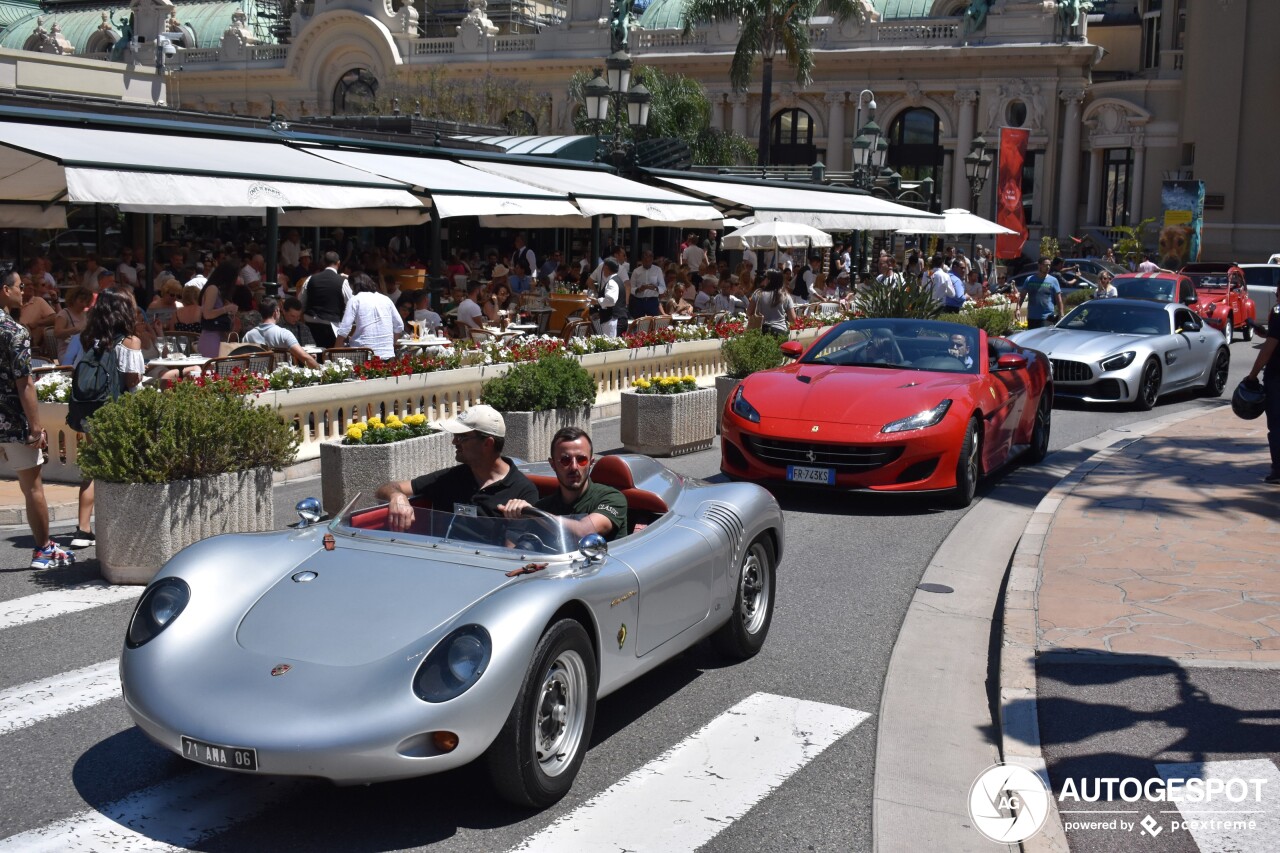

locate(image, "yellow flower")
[[405, 413, 426, 426], [386, 416, 404, 428], [633, 378, 651, 389], [659, 376, 677, 386], [369, 421, 385, 430], [682, 375, 696, 383], [368, 416, 383, 426], [345, 426, 364, 441]]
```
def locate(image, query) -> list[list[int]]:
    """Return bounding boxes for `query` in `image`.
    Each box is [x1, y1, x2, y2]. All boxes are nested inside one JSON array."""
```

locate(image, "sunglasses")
[[556, 454, 591, 468]]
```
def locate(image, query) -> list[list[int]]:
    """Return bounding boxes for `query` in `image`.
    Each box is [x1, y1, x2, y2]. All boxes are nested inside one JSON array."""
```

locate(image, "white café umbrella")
[[898, 208, 1018, 236], [721, 220, 834, 250]]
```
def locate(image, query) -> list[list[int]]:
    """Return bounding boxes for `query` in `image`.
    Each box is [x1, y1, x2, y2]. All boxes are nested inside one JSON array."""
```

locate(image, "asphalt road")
[[0, 336, 1260, 852]]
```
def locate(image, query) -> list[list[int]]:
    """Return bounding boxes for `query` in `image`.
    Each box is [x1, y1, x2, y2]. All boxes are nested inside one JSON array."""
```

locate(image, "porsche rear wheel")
[[1203, 347, 1230, 397], [1135, 359, 1162, 411], [712, 537, 775, 660], [948, 418, 981, 508], [1026, 393, 1052, 465], [485, 619, 597, 808]]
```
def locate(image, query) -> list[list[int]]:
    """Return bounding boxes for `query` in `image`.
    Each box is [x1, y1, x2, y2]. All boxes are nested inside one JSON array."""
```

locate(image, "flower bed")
[[36, 372, 70, 402], [344, 413, 434, 445]]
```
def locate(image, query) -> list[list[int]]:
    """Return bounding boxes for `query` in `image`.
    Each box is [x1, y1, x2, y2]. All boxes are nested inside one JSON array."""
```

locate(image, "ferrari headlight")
[[881, 400, 952, 434], [1099, 351, 1136, 372], [126, 577, 190, 649], [414, 625, 492, 703], [731, 386, 761, 423]]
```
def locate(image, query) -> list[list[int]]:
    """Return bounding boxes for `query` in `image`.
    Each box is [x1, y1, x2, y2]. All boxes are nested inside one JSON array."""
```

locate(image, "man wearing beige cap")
[[375, 404, 539, 531]]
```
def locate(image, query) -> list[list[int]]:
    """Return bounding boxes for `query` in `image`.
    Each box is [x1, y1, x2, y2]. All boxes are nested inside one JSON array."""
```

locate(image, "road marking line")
[[510, 691, 870, 853], [0, 582, 140, 632], [0, 660, 120, 736], [0, 771, 300, 851], [1156, 758, 1280, 852]]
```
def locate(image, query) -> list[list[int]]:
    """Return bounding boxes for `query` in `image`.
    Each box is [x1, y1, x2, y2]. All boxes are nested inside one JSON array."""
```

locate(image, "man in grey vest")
[[300, 251, 351, 347]]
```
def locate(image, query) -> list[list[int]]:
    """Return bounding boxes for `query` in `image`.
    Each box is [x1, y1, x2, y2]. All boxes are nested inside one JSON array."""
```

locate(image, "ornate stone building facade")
[[0, 0, 1276, 259]]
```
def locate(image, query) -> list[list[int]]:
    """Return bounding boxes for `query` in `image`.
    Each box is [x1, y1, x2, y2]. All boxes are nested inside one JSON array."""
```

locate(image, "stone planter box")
[[97, 468, 275, 585], [320, 430, 453, 515], [502, 406, 593, 462], [715, 375, 741, 434], [621, 388, 717, 457]]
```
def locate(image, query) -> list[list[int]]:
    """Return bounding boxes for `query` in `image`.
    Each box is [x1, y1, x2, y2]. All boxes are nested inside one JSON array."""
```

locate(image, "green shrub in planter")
[[77, 383, 299, 484], [853, 274, 943, 320], [1064, 287, 1094, 308], [721, 330, 786, 379], [480, 355, 596, 412], [953, 305, 1019, 337]]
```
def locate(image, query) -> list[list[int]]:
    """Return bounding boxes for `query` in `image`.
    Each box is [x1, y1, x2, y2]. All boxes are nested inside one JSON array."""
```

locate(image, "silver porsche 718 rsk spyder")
[[1008, 298, 1230, 410], [120, 454, 783, 807]]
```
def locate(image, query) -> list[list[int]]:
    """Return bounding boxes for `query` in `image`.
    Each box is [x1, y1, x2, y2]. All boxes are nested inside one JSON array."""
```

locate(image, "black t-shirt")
[[1268, 305, 1280, 369], [535, 480, 628, 541], [409, 459, 538, 517]]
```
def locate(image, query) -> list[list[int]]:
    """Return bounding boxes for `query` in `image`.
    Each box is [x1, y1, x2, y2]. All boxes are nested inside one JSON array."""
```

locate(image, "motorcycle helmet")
[[1232, 378, 1267, 420]]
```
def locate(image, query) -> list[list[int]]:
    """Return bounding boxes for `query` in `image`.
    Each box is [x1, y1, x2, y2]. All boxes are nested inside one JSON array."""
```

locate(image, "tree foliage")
[[369, 67, 552, 132]]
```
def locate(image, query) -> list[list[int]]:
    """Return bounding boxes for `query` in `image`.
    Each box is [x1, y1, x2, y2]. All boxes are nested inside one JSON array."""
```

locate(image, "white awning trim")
[[278, 208, 431, 227]]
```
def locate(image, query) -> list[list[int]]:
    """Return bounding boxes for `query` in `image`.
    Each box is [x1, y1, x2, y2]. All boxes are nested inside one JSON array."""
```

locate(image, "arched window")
[[333, 68, 379, 115], [769, 108, 815, 166], [503, 110, 538, 135], [887, 108, 942, 196]]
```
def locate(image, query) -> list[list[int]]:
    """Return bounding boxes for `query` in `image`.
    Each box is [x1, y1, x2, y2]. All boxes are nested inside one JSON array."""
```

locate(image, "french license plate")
[[786, 465, 835, 485], [180, 736, 258, 771]]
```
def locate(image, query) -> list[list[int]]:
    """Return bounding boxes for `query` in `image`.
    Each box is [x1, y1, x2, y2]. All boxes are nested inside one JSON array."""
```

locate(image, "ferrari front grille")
[[742, 436, 904, 472], [1051, 358, 1093, 382]]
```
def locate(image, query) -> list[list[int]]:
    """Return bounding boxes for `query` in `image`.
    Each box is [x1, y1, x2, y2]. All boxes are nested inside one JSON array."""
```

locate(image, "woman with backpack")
[[66, 291, 144, 549]]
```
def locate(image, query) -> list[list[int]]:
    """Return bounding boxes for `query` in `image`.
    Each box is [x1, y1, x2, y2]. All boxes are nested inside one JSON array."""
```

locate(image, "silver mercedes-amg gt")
[[1008, 298, 1230, 410], [120, 454, 783, 808]]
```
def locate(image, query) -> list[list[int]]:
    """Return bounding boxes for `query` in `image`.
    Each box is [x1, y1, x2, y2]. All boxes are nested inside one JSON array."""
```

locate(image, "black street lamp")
[[583, 49, 651, 172], [851, 89, 887, 191], [964, 134, 993, 213]]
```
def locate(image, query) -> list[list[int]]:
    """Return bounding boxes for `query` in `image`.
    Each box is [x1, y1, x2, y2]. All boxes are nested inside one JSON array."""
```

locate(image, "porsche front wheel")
[[485, 619, 597, 808], [948, 418, 981, 508], [712, 537, 775, 660]]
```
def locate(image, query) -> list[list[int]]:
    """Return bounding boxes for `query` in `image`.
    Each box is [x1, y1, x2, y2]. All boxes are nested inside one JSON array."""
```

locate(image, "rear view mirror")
[[780, 341, 803, 358]]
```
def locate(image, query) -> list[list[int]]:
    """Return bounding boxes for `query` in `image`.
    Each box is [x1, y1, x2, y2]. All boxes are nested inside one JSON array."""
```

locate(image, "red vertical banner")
[[995, 127, 1030, 259]]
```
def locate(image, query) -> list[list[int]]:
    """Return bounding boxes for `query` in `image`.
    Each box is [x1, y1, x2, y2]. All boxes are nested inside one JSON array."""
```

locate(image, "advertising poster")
[[1159, 180, 1205, 269], [995, 127, 1030, 259]]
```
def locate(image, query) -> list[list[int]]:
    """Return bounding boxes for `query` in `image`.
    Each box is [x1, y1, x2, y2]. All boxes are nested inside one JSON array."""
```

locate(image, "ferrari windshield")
[[1114, 277, 1176, 301], [801, 319, 980, 374], [1058, 302, 1171, 336], [332, 504, 587, 556]]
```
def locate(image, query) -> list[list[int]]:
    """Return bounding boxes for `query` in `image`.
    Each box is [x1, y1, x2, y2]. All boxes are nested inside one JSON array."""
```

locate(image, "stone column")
[[730, 93, 748, 138], [1129, 130, 1146, 223], [709, 93, 725, 131], [951, 90, 978, 209], [1056, 90, 1085, 235], [1086, 147, 1103, 225], [824, 91, 847, 172]]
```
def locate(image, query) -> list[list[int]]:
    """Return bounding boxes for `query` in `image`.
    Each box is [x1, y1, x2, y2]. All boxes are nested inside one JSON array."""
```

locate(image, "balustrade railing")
[[176, 47, 221, 64], [876, 21, 960, 42], [493, 36, 535, 52], [634, 30, 708, 50], [411, 38, 456, 56]]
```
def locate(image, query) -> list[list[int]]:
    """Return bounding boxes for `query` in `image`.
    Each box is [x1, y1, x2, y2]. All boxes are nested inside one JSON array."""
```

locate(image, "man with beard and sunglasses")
[[499, 427, 627, 541]]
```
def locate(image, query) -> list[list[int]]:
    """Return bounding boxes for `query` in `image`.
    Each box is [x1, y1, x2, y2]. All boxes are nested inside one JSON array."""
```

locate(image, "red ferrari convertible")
[[720, 318, 1053, 507]]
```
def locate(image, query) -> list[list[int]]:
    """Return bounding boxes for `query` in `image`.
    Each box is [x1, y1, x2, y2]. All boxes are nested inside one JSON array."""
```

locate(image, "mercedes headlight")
[[731, 386, 761, 423], [126, 578, 190, 648], [414, 625, 492, 703], [881, 400, 952, 434], [1099, 351, 1136, 372]]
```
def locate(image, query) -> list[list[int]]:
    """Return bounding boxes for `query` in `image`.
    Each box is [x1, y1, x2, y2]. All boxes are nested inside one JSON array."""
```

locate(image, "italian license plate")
[[180, 736, 258, 771], [786, 465, 835, 485]]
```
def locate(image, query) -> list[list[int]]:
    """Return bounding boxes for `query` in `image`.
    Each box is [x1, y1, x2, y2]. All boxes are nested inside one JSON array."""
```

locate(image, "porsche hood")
[[741, 364, 972, 427], [236, 547, 513, 666]]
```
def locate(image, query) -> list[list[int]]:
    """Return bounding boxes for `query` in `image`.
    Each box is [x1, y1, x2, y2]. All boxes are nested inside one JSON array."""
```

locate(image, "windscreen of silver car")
[[1099, 351, 1136, 371], [881, 399, 952, 434], [414, 625, 492, 703], [126, 578, 191, 648], [731, 385, 761, 423]]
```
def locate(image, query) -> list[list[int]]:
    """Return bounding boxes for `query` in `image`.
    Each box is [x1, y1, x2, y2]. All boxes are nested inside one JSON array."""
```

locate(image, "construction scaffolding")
[[419, 0, 568, 38]]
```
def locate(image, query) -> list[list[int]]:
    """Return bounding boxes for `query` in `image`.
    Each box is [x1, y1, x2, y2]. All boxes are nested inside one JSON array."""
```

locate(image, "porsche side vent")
[[700, 503, 743, 556], [1051, 359, 1093, 382]]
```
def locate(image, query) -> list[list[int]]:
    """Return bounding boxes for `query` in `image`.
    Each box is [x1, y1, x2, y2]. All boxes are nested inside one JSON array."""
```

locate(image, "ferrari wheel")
[[1026, 393, 1052, 465], [1223, 318, 1234, 343], [948, 418, 981, 508], [1135, 359, 1162, 411], [712, 537, 775, 660], [485, 619, 597, 808], [1203, 347, 1230, 397]]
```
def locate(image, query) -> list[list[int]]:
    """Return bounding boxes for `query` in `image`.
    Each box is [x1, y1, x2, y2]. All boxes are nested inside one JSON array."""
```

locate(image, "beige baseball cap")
[[438, 404, 506, 438]]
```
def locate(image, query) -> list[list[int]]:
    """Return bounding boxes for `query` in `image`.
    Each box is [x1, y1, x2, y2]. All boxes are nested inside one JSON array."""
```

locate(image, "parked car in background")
[[1061, 258, 1129, 278], [1113, 272, 1198, 306], [38, 227, 121, 261], [1178, 261, 1235, 288], [1186, 266, 1256, 341], [1241, 263, 1280, 321]]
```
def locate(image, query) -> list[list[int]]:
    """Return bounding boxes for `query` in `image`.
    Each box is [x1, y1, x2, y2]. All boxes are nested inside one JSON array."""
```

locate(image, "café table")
[[399, 336, 454, 349]]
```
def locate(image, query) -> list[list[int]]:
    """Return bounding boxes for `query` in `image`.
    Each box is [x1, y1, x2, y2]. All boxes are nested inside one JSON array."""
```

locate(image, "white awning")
[[278, 208, 430, 227], [650, 174, 942, 232], [898, 208, 1018, 236], [0, 121, 421, 214], [304, 149, 582, 220], [462, 160, 722, 226], [0, 203, 66, 228]]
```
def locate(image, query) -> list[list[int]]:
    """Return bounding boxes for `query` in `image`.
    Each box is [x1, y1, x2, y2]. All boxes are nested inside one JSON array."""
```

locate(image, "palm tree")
[[682, 0, 865, 166]]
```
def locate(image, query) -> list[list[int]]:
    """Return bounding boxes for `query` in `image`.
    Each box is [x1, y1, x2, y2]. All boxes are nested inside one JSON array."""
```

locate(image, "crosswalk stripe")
[[0, 582, 140, 632], [510, 691, 870, 853], [0, 660, 120, 736], [1156, 759, 1280, 853], [0, 771, 301, 851]]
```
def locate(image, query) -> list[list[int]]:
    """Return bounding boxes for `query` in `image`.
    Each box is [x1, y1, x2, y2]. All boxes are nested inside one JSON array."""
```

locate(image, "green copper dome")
[[0, 1, 268, 52]]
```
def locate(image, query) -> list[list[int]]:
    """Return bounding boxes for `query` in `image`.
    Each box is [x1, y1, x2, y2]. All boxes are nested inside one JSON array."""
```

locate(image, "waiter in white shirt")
[[592, 258, 623, 336], [629, 250, 665, 317]]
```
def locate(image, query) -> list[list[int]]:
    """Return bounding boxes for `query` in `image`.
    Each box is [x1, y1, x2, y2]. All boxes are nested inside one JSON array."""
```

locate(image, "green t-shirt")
[[535, 480, 628, 541]]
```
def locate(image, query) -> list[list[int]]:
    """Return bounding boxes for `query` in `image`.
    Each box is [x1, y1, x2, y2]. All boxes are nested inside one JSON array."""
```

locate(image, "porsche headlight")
[[126, 578, 190, 649], [731, 385, 761, 423], [881, 400, 952, 434], [414, 625, 492, 703], [1099, 351, 1136, 372]]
